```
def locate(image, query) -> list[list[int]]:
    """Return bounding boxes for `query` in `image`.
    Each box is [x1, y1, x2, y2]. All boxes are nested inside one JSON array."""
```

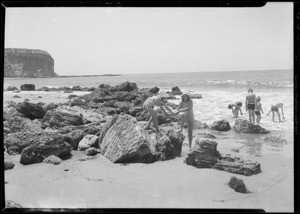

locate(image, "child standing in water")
[[174, 93, 194, 148], [143, 93, 174, 133], [228, 102, 243, 118], [255, 96, 263, 124], [245, 88, 256, 124], [267, 103, 285, 122]]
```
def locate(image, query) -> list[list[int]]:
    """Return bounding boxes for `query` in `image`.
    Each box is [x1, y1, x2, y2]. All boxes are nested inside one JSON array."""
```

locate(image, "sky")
[[5, 3, 293, 75]]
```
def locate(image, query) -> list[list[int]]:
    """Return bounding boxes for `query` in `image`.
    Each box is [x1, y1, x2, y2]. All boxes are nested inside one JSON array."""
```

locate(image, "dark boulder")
[[5, 160, 15, 170], [7, 86, 18, 91], [42, 111, 84, 128], [171, 86, 183, 95], [85, 147, 101, 156], [8, 116, 43, 133], [36, 102, 46, 107], [228, 176, 249, 193], [13, 95, 21, 98], [233, 119, 270, 134], [210, 119, 231, 131], [103, 100, 117, 108], [71, 85, 82, 91], [20, 132, 72, 165], [16, 101, 46, 120], [113, 81, 138, 92], [44, 102, 58, 111], [99, 84, 112, 90], [184, 139, 221, 168], [63, 130, 85, 150], [69, 98, 85, 107], [148, 86, 160, 94], [20, 84, 35, 91]]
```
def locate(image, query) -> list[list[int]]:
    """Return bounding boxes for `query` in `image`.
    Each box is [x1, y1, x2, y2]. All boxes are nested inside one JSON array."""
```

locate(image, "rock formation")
[[233, 119, 270, 134]]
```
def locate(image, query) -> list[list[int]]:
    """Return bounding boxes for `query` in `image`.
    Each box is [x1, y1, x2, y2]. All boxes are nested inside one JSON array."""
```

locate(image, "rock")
[[85, 147, 101, 156], [171, 86, 183, 95], [68, 94, 78, 99], [81, 88, 111, 102], [71, 85, 82, 91], [99, 83, 112, 90], [228, 176, 249, 193], [7, 86, 18, 91], [115, 101, 132, 114], [38, 96, 42, 98], [4, 48, 56, 78], [113, 81, 138, 92], [42, 111, 84, 128], [44, 102, 58, 111], [186, 121, 208, 129], [128, 107, 143, 117], [69, 98, 85, 107], [7, 100, 18, 108], [233, 119, 270, 134], [8, 116, 43, 133], [20, 84, 35, 91], [20, 132, 72, 165], [43, 155, 62, 165], [63, 130, 85, 150], [189, 94, 202, 99], [64, 89, 73, 93], [40, 86, 50, 91], [184, 139, 261, 176], [5, 160, 15, 170], [213, 154, 261, 176], [24, 99, 30, 102], [82, 87, 96, 91], [13, 95, 21, 98], [78, 134, 99, 151], [148, 86, 160, 94], [16, 101, 46, 120], [184, 139, 221, 168], [210, 119, 231, 131], [98, 114, 184, 163], [203, 133, 216, 139], [36, 102, 46, 107], [5, 200, 22, 208], [5, 107, 26, 119]]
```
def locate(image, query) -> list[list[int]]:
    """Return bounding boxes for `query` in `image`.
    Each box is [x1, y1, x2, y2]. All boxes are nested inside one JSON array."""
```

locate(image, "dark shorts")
[[271, 106, 279, 112], [255, 110, 261, 116], [247, 103, 255, 110]]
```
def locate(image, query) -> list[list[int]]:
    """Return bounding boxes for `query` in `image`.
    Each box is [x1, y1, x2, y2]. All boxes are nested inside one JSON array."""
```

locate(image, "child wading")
[[267, 103, 285, 122], [174, 93, 194, 148], [143, 92, 174, 133], [245, 88, 256, 124], [228, 102, 243, 118], [255, 96, 263, 124]]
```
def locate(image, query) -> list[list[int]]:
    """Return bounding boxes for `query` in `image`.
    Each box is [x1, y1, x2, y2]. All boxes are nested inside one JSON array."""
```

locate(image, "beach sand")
[[4, 91, 294, 211]]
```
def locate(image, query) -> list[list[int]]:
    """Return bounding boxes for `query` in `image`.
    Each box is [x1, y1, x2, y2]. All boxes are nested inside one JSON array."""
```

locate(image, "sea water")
[[4, 69, 294, 143]]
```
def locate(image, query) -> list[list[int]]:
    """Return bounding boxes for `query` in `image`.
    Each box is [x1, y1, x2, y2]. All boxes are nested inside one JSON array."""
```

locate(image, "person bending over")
[[228, 102, 243, 118], [174, 93, 194, 148], [143, 93, 174, 133], [267, 103, 285, 122]]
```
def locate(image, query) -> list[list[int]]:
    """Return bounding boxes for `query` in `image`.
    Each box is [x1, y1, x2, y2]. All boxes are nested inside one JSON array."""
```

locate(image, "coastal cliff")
[[4, 48, 57, 78]]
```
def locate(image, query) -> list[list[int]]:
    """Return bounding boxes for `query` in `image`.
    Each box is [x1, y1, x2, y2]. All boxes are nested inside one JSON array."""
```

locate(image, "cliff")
[[4, 48, 57, 78]]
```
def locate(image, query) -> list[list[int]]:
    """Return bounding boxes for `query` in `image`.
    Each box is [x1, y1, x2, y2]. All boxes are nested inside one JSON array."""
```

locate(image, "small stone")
[[228, 176, 249, 193], [43, 155, 62, 165]]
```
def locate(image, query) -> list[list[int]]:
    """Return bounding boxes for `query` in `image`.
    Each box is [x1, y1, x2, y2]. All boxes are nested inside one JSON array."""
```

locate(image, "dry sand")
[[4, 91, 294, 211]]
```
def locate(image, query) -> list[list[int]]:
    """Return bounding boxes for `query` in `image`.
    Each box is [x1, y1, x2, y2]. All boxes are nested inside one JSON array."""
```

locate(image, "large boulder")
[[210, 119, 231, 131], [20, 84, 35, 91], [20, 132, 72, 165], [113, 81, 138, 92], [63, 130, 85, 150], [98, 114, 184, 163], [184, 139, 261, 176], [184, 139, 221, 168], [171, 86, 183, 95], [8, 116, 43, 133], [42, 111, 84, 128], [77, 135, 99, 151], [233, 119, 270, 134], [148, 86, 160, 94], [16, 101, 46, 120]]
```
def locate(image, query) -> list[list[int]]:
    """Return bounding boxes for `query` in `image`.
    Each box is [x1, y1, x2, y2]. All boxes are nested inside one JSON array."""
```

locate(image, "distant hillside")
[[4, 48, 57, 78]]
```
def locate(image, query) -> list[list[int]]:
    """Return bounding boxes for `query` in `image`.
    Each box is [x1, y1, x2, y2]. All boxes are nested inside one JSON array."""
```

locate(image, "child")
[[255, 96, 263, 124], [228, 102, 243, 118], [174, 93, 194, 148], [143, 92, 174, 133], [266, 103, 285, 122]]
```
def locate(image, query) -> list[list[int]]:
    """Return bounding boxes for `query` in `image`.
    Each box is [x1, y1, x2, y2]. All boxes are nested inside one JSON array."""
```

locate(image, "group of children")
[[231, 88, 285, 124], [142, 88, 285, 148]]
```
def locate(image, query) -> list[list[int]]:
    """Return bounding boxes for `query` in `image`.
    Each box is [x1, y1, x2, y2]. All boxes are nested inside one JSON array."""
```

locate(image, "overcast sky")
[[5, 3, 293, 75]]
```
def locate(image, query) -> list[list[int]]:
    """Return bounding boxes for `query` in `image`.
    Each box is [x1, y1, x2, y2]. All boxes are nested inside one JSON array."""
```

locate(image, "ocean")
[[4, 69, 294, 142]]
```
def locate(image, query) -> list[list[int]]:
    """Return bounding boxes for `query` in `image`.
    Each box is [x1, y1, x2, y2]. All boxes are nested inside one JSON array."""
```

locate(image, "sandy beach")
[[3, 90, 294, 212]]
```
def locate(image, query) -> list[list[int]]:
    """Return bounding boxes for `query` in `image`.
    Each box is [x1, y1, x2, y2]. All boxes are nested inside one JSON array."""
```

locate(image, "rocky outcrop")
[[4, 48, 57, 78], [20, 132, 72, 165], [20, 84, 35, 91], [98, 114, 184, 163], [112, 81, 138, 92], [16, 101, 46, 120], [8, 116, 43, 133], [210, 119, 231, 131], [233, 119, 270, 134], [171, 86, 183, 95], [148, 86, 160, 94], [41, 111, 84, 128], [184, 139, 261, 176]]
